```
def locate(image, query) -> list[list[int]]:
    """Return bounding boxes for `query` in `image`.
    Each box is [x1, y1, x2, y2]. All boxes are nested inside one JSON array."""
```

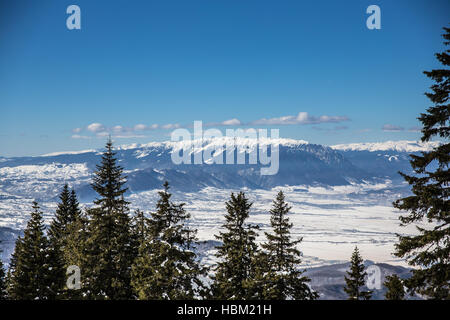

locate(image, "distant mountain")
[[331, 140, 440, 152], [331, 140, 440, 182], [0, 139, 433, 201], [304, 260, 416, 300], [0, 139, 431, 278]]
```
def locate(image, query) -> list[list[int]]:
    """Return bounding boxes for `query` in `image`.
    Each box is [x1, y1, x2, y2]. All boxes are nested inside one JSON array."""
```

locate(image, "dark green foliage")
[[47, 184, 82, 298], [393, 27, 450, 299], [7, 202, 52, 300], [211, 192, 259, 299], [83, 139, 134, 299], [0, 241, 7, 299], [131, 182, 206, 299], [131, 209, 149, 247], [63, 210, 88, 299], [254, 191, 317, 300], [61, 189, 85, 299], [384, 274, 405, 300], [63, 189, 86, 269], [344, 246, 372, 300]]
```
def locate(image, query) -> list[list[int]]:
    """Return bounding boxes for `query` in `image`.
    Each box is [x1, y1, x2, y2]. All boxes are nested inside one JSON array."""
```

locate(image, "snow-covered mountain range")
[[0, 139, 439, 202], [0, 139, 440, 271]]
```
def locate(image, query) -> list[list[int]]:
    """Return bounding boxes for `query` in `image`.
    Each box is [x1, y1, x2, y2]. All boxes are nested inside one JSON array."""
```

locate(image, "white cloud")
[[134, 124, 147, 131], [133, 123, 160, 131], [71, 134, 91, 140], [112, 125, 124, 133], [72, 112, 350, 139], [250, 112, 349, 125], [86, 123, 105, 133], [161, 123, 181, 129], [221, 118, 241, 126], [204, 118, 242, 127], [113, 134, 146, 139], [96, 131, 109, 137], [382, 124, 404, 132]]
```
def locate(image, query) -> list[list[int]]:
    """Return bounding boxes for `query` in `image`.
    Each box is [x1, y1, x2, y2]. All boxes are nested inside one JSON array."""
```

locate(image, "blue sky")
[[0, 0, 449, 156]]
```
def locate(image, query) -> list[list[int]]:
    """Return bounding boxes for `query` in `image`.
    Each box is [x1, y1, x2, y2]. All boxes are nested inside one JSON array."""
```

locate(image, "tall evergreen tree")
[[47, 184, 76, 298], [63, 209, 88, 299], [211, 192, 259, 299], [83, 138, 134, 299], [131, 209, 148, 244], [59, 188, 85, 299], [0, 242, 7, 300], [64, 188, 86, 268], [255, 191, 317, 300], [131, 182, 206, 299], [393, 27, 450, 299], [384, 274, 405, 300], [344, 246, 372, 300], [7, 202, 52, 300]]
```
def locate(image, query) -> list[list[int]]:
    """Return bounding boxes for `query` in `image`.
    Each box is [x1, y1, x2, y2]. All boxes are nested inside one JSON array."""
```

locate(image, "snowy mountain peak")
[[38, 138, 310, 157], [122, 137, 310, 151], [330, 140, 441, 152]]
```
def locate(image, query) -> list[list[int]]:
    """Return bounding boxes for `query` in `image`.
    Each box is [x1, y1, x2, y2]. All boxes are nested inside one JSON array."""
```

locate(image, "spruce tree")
[[255, 191, 317, 300], [63, 212, 88, 299], [47, 184, 74, 298], [130, 209, 149, 255], [384, 274, 405, 300], [0, 242, 7, 300], [83, 138, 134, 299], [7, 202, 52, 300], [344, 246, 372, 300], [393, 27, 450, 299], [131, 182, 206, 299], [62, 189, 85, 299], [64, 189, 85, 269], [212, 192, 259, 300]]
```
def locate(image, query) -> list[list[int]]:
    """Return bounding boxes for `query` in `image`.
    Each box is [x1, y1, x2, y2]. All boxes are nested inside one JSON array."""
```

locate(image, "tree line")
[[0, 138, 394, 300], [0, 138, 426, 301], [0, 139, 320, 300], [0, 27, 448, 301]]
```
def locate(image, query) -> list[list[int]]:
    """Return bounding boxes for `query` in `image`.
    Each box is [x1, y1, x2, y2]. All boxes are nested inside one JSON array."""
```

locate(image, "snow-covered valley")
[[1, 139, 435, 270]]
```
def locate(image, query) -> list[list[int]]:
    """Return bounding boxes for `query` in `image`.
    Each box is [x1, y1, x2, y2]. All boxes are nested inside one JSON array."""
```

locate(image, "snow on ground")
[[330, 140, 440, 152], [0, 178, 417, 268], [127, 182, 417, 268], [0, 163, 91, 204], [0, 163, 89, 180]]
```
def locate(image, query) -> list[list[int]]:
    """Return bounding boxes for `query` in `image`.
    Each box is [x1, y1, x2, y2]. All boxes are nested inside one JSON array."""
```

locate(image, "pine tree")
[[393, 27, 450, 299], [211, 192, 259, 299], [0, 241, 7, 300], [47, 184, 74, 298], [83, 138, 134, 299], [344, 246, 372, 300], [64, 188, 85, 267], [255, 191, 317, 300], [131, 182, 206, 299], [384, 274, 405, 300], [7, 202, 52, 300], [61, 188, 85, 299], [63, 209, 88, 299], [132, 210, 148, 240]]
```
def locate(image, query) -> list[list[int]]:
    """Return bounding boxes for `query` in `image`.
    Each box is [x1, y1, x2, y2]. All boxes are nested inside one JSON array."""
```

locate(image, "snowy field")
[[127, 181, 416, 268], [0, 165, 417, 268]]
